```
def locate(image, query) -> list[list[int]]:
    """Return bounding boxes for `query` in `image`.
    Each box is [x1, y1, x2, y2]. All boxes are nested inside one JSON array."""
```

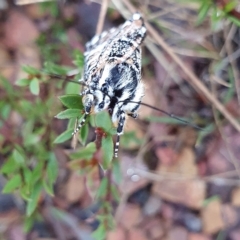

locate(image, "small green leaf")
[[108, 128, 117, 136], [13, 149, 25, 166], [73, 50, 84, 68], [101, 135, 113, 169], [54, 128, 73, 143], [70, 142, 96, 160], [196, 1, 212, 25], [24, 215, 35, 232], [15, 79, 30, 86], [22, 65, 39, 75], [47, 153, 58, 185], [23, 134, 40, 146], [92, 224, 106, 240], [111, 185, 120, 202], [2, 174, 22, 193], [202, 195, 220, 207], [227, 15, 240, 27], [94, 111, 112, 131], [224, 0, 238, 13], [65, 82, 81, 95], [2, 104, 11, 120], [80, 123, 89, 145], [29, 78, 40, 95], [1, 157, 19, 174], [112, 159, 121, 184], [43, 179, 54, 196], [95, 177, 108, 199], [31, 161, 44, 184], [55, 109, 81, 119], [26, 181, 42, 216], [43, 62, 69, 75], [59, 94, 83, 109], [20, 184, 31, 200]]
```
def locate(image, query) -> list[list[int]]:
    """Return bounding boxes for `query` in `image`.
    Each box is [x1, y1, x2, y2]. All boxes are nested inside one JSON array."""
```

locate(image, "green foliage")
[[0, 52, 81, 221], [59, 94, 83, 109], [195, 0, 240, 28], [102, 135, 114, 169], [70, 142, 96, 160]]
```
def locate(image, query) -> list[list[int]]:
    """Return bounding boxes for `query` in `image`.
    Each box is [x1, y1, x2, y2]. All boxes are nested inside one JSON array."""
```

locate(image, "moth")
[[73, 13, 147, 158]]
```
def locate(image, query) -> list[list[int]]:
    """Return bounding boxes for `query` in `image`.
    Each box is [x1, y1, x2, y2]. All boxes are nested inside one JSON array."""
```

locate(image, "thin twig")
[[96, 0, 109, 35], [223, 23, 240, 105]]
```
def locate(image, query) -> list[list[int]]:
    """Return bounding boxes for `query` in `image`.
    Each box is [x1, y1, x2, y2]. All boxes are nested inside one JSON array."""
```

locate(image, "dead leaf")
[[119, 204, 142, 230], [153, 179, 206, 209], [167, 226, 188, 240], [129, 228, 148, 240], [66, 172, 85, 203], [3, 10, 39, 49], [107, 226, 125, 240], [188, 233, 211, 240], [231, 187, 240, 207], [201, 199, 224, 234]]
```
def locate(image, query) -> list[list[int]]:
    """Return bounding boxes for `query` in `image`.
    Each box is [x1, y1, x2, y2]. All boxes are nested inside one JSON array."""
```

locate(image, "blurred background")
[[0, 0, 240, 239]]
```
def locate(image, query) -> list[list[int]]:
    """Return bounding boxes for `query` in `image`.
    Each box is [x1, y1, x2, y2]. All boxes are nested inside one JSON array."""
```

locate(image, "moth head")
[[93, 90, 110, 113]]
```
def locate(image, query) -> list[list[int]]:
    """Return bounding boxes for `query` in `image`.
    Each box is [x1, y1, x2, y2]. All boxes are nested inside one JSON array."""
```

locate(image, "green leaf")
[[2, 174, 22, 193], [73, 50, 84, 68], [13, 149, 25, 166], [224, 0, 238, 13], [59, 94, 83, 109], [15, 78, 30, 86], [111, 185, 120, 202], [196, 1, 212, 25], [202, 195, 220, 207], [29, 78, 40, 95], [47, 153, 58, 185], [2, 104, 11, 120], [94, 111, 112, 131], [95, 177, 108, 199], [26, 181, 42, 216], [1, 156, 19, 174], [53, 128, 73, 143], [80, 123, 89, 145], [22, 65, 39, 75], [92, 224, 106, 240], [65, 82, 81, 95], [20, 184, 31, 200], [23, 134, 40, 146], [23, 167, 32, 185], [24, 215, 35, 232], [101, 135, 113, 169], [70, 142, 96, 160], [43, 179, 54, 196], [55, 109, 81, 119], [227, 15, 240, 27], [112, 159, 121, 184], [43, 62, 69, 75], [31, 161, 44, 184]]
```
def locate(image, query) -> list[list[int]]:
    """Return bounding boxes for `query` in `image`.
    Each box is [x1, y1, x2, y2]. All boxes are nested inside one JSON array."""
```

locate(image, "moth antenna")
[[44, 73, 203, 130], [42, 72, 88, 87], [128, 101, 204, 131]]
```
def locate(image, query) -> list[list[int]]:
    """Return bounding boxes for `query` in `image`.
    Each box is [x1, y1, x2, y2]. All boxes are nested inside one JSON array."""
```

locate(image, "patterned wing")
[[83, 13, 146, 83]]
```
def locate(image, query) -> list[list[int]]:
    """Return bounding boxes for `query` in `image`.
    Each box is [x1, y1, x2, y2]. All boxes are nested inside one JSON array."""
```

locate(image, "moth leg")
[[72, 112, 88, 135], [127, 112, 138, 119], [72, 94, 93, 135], [115, 112, 126, 158]]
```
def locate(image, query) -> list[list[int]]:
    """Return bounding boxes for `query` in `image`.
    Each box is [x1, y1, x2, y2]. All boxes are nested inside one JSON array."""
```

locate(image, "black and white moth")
[[73, 13, 147, 158]]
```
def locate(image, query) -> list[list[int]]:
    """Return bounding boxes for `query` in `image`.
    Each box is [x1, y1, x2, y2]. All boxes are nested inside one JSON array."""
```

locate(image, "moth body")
[[73, 13, 147, 158]]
